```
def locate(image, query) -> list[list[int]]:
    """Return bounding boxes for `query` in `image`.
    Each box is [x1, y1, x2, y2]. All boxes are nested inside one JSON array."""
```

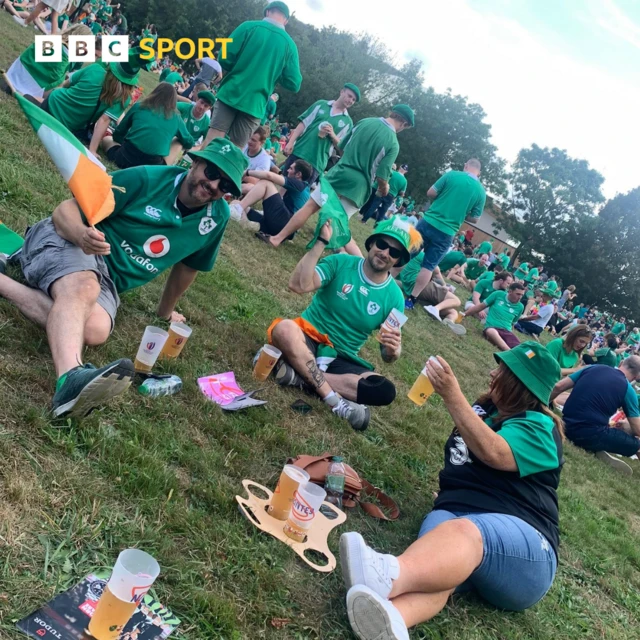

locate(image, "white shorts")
[[310, 188, 360, 218], [6, 58, 44, 98]]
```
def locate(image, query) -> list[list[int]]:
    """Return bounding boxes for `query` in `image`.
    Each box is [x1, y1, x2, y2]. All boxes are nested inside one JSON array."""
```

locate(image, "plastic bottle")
[[324, 456, 346, 509], [138, 375, 182, 397]]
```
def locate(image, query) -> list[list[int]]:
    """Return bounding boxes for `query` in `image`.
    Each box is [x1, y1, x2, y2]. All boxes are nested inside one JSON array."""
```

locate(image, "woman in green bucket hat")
[[339, 342, 564, 640]]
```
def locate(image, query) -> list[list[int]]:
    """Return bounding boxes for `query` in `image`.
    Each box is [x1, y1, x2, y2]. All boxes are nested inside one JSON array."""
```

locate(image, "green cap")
[[187, 138, 249, 197], [163, 71, 183, 86], [343, 82, 361, 102], [494, 341, 561, 405], [264, 1, 290, 19], [538, 285, 557, 298], [197, 90, 216, 106], [365, 217, 413, 267], [391, 104, 415, 127]]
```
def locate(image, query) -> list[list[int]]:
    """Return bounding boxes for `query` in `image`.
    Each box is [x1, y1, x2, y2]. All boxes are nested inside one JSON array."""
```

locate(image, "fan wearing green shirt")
[[264, 132, 282, 159], [0, 139, 248, 419], [404, 159, 486, 310], [281, 83, 359, 185], [465, 271, 513, 320], [263, 105, 414, 255], [431, 246, 473, 285], [465, 282, 527, 351], [448, 254, 490, 291], [612, 318, 626, 336], [474, 239, 492, 256], [204, 1, 302, 149], [101, 82, 194, 169], [267, 218, 409, 431], [513, 261, 529, 281], [524, 265, 541, 284], [261, 92, 278, 125], [627, 328, 640, 348], [545, 325, 592, 376], [165, 90, 216, 164]]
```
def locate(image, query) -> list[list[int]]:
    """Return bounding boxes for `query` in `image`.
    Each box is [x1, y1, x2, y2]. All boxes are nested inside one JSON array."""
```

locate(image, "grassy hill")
[[1, 13, 640, 639]]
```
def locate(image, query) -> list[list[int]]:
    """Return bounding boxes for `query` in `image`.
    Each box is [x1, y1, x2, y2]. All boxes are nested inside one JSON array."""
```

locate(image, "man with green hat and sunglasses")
[[281, 82, 360, 184], [264, 104, 414, 255], [265, 217, 409, 431], [203, 0, 302, 149], [0, 139, 248, 419]]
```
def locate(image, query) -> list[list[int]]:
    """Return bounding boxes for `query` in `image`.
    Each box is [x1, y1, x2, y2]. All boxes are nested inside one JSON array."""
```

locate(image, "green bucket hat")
[[391, 104, 415, 127], [163, 71, 183, 86], [187, 138, 249, 197], [264, 0, 290, 19], [343, 82, 361, 102], [539, 285, 557, 298], [365, 217, 413, 267], [493, 341, 561, 405], [197, 90, 216, 106]]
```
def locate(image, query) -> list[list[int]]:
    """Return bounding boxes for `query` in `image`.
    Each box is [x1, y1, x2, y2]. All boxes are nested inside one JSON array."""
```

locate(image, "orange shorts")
[[267, 317, 334, 348]]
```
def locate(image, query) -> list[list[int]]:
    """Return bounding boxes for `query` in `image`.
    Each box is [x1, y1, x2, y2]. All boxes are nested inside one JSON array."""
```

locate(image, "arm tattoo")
[[305, 359, 326, 389]]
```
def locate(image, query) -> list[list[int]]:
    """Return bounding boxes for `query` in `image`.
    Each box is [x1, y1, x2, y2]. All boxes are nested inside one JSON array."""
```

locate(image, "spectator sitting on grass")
[[339, 342, 563, 640], [448, 253, 489, 291]]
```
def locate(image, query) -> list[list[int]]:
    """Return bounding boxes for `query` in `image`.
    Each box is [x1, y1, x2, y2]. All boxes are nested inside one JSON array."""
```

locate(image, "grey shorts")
[[209, 100, 261, 148], [20, 218, 120, 328]]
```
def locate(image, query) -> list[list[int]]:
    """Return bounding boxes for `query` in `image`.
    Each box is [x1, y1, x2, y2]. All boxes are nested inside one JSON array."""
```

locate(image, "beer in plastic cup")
[[268, 464, 310, 520], [134, 326, 168, 373], [317, 121, 330, 138], [376, 308, 408, 343], [253, 344, 282, 381], [455, 311, 464, 324], [408, 356, 441, 406], [88, 549, 160, 640], [160, 322, 192, 359], [283, 482, 327, 543]]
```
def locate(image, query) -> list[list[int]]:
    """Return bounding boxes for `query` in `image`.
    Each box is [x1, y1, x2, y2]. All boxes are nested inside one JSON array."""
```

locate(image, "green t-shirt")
[[484, 290, 524, 331], [514, 262, 529, 280], [264, 139, 281, 154], [90, 21, 102, 35], [326, 117, 399, 208], [261, 97, 277, 125], [464, 258, 486, 281], [627, 332, 640, 346], [473, 277, 496, 303], [113, 103, 194, 156], [47, 63, 130, 130], [525, 267, 539, 283], [611, 322, 626, 335], [477, 270, 495, 283], [19, 43, 69, 91], [545, 338, 579, 370], [398, 251, 425, 295], [497, 253, 510, 270], [438, 250, 467, 273], [572, 305, 581, 314], [57, 13, 69, 28], [594, 347, 617, 368], [388, 170, 408, 198], [177, 102, 211, 142], [424, 171, 486, 236], [292, 99, 353, 172], [159, 67, 172, 82], [91, 166, 229, 292], [475, 240, 492, 255], [301, 255, 404, 370], [217, 19, 302, 119], [546, 280, 558, 291]]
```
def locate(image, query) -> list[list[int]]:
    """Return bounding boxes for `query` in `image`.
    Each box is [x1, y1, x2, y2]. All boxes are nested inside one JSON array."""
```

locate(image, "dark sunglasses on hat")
[[374, 238, 403, 260], [203, 162, 236, 194]]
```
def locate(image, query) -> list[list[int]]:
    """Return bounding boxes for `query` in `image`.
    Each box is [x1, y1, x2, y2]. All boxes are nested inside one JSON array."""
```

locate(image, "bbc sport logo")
[[34, 35, 231, 63]]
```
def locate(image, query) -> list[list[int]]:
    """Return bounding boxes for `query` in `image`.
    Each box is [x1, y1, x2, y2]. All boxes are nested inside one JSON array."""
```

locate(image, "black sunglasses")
[[374, 238, 403, 260], [203, 163, 236, 194]]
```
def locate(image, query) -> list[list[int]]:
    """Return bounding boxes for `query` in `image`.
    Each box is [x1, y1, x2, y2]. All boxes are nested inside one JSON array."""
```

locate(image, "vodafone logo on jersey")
[[143, 235, 171, 258]]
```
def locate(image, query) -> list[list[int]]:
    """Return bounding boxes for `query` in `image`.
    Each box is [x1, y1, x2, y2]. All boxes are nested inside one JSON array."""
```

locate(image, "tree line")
[[122, 0, 639, 321]]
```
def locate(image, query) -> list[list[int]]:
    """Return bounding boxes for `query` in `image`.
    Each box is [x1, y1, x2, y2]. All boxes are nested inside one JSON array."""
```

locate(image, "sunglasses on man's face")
[[374, 238, 403, 260], [203, 163, 236, 194]]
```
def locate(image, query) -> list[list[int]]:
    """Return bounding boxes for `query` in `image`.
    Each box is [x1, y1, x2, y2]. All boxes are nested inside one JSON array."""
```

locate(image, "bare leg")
[[343, 238, 363, 257], [324, 371, 377, 402], [553, 391, 571, 407], [484, 327, 511, 351], [0, 273, 52, 326], [164, 139, 184, 165], [434, 293, 460, 315], [410, 266, 433, 299], [237, 180, 277, 217], [100, 136, 118, 153], [23, 1, 46, 24], [267, 198, 321, 247], [49, 8, 58, 33], [392, 590, 454, 628], [448, 269, 466, 285]]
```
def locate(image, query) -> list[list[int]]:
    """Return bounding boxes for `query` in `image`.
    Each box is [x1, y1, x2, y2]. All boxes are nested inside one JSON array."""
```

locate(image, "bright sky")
[[293, 0, 640, 199]]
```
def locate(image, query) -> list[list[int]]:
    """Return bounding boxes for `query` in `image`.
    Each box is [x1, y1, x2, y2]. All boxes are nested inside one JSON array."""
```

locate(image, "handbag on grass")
[[288, 453, 400, 521]]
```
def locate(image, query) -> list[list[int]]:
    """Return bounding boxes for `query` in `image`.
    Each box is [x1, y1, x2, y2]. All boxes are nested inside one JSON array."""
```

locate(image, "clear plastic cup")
[[160, 322, 192, 359], [134, 326, 168, 373], [253, 344, 282, 381], [283, 482, 327, 542], [407, 356, 442, 406], [377, 308, 408, 343], [268, 464, 310, 520]]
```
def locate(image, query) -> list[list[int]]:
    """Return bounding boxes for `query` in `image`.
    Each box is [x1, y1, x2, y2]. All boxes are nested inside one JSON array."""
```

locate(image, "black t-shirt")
[[434, 400, 563, 557]]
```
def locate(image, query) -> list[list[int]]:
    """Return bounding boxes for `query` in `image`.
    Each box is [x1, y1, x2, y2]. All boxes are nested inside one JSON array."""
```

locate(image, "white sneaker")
[[595, 451, 633, 476], [423, 305, 442, 322], [228, 202, 244, 221], [340, 532, 399, 598], [346, 585, 409, 640], [13, 15, 26, 25], [443, 318, 466, 335]]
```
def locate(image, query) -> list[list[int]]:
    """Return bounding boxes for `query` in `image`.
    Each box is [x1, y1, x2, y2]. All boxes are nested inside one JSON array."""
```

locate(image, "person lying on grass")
[[464, 281, 526, 351], [265, 218, 411, 431], [339, 342, 563, 640], [0, 139, 248, 418]]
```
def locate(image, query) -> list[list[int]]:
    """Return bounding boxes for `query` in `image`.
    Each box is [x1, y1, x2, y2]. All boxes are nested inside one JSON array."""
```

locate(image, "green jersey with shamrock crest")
[[484, 290, 524, 331], [177, 102, 211, 142], [465, 258, 486, 280]]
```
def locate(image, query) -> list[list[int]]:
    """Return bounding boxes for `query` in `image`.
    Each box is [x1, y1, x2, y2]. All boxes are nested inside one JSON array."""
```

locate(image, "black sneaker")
[[52, 359, 134, 418], [273, 359, 305, 388]]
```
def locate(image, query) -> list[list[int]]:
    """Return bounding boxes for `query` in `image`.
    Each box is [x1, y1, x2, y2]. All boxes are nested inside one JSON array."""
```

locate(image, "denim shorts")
[[416, 220, 454, 271], [568, 427, 640, 457], [419, 510, 557, 611]]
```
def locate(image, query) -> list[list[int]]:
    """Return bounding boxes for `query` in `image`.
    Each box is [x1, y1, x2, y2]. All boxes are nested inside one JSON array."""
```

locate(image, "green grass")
[[1, 13, 640, 639]]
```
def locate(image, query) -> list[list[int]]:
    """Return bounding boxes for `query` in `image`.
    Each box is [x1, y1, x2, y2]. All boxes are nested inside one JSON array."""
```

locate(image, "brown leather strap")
[[288, 452, 333, 469], [356, 479, 400, 520]]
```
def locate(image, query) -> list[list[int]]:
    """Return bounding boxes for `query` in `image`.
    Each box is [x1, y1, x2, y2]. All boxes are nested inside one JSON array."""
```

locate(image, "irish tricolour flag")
[[16, 93, 115, 226]]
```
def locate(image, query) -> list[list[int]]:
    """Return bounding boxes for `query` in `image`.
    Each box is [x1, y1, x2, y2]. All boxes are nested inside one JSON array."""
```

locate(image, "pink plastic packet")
[[198, 371, 245, 406]]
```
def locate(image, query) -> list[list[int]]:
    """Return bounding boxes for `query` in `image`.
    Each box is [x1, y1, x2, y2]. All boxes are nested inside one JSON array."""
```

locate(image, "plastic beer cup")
[[455, 311, 464, 324], [376, 308, 408, 343], [88, 549, 160, 640], [268, 465, 310, 520], [253, 344, 282, 381], [134, 326, 168, 373], [317, 121, 330, 138], [407, 357, 442, 406], [283, 482, 327, 543], [160, 322, 192, 359]]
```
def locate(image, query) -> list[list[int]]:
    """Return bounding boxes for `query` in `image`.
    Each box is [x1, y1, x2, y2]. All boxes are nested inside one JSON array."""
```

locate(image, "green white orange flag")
[[15, 93, 115, 226]]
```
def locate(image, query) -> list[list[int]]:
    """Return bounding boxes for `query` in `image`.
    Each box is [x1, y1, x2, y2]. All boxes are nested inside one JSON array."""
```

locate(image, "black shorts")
[[247, 193, 292, 237], [303, 333, 370, 376], [106, 141, 166, 169]]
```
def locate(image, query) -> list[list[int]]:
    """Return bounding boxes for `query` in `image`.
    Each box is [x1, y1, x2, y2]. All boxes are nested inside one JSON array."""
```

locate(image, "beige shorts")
[[209, 100, 261, 148], [310, 188, 359, 218]]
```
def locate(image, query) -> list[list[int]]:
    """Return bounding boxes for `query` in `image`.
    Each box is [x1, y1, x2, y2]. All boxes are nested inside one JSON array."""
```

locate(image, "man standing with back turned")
[[203, 1, 302, 149], [404, 160, 486, 309]]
